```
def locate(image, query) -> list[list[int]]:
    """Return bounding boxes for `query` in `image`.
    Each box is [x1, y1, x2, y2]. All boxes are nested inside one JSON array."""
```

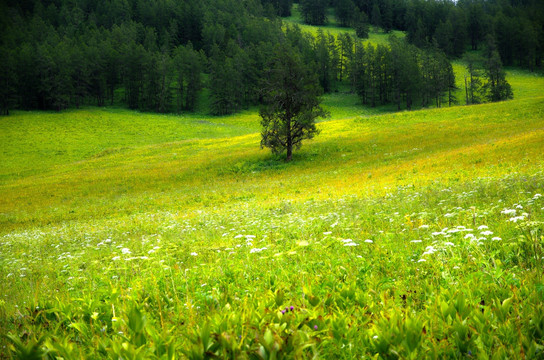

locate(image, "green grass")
[[283, 4, 405, 45], [1, 65, 544, 357], [0, 107, 262, 182]]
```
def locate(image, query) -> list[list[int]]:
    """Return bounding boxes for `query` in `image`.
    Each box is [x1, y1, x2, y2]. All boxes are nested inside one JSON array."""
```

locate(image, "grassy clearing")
[[1, 65, 544, 357], [283, 4, 404, 45]]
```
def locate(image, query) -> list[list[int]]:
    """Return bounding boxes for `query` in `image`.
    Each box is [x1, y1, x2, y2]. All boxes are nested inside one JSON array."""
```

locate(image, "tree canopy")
[[0, 0, 535, 116], [260, 44, 329, 162]]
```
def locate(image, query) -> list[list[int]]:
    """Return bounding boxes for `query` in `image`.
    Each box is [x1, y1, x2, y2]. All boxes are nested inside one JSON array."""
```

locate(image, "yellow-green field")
[[0, 67, 543, 358]]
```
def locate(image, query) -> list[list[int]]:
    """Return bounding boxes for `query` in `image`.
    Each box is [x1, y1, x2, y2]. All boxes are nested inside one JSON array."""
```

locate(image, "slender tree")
[[464, 53, 483, 105], [338, 33, 354, 82]]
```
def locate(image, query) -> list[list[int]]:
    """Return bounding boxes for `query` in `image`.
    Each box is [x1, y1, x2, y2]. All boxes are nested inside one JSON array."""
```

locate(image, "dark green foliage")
[[349, 36, 455, 110], [315, 30, 335, 93], [464, 53, 484, 105], [260, 44, 329, 162], [338, 33, 354, 82], [483, 38, 513, 102], [371, 4, 382, 30], [210, 57, 238, 116], [466, 2, 487, 51], [389, 38, 421, 110], [299, 0, 328, 25], [335, 0, 357, 27], [353, 10, 370, 39], [262, 0, 293, 17], [400, 0, 543, 69], [0, 47, 17, 115], [1, 0, 535, 116], [434, 20, 454, 57], [173, 44, 205, 112]]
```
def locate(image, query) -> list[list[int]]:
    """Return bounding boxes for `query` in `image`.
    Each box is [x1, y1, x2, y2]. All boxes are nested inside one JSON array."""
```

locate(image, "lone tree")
[[260, 44, 329, 162]]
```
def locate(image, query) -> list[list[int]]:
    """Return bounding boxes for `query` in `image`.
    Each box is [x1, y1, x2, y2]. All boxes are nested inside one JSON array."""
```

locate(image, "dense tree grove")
[[0, 0, 536, 116], [298, 0, 544, 68], [348, 36, 456, 110]]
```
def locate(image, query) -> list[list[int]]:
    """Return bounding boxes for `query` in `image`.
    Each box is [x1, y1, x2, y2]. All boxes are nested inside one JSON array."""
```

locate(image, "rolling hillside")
[[0, 68, 543, 358]]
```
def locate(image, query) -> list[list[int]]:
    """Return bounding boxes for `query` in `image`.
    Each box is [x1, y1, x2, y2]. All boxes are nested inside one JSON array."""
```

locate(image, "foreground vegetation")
[[1, 62, 544, 357], [2, 168, 543, 358]]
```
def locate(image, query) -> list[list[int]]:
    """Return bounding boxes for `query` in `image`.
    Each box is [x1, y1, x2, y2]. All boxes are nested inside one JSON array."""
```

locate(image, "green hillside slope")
[[0, 69, 543, 358]]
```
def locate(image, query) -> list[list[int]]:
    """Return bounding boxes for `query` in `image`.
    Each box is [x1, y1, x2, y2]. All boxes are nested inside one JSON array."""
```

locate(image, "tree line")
[[0, 0, 519, 116], [298, 0, 544, 71]]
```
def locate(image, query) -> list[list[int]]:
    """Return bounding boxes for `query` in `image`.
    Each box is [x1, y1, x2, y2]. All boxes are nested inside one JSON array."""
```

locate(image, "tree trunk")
[[286, 118, 293, 162], [286, 143, 293, 162], [465, 76, 469, 105]]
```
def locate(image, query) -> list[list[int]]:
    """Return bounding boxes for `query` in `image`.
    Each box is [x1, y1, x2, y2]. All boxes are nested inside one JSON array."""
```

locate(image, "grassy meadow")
[[1, 62, 544, 358], [283, 4, 405, 44]]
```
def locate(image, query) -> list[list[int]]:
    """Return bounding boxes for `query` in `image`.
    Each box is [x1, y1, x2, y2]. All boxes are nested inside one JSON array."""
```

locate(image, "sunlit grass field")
[[0, 65, 543, 357]]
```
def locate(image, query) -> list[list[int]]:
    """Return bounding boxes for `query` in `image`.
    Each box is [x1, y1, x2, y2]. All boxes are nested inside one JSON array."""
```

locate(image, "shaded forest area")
[[301, 0, 543, 68], [0, 0, 540, 115]]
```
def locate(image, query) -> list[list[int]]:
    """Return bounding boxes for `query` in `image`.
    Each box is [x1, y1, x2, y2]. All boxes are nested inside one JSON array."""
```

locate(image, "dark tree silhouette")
[[260, 44, 329, 162]]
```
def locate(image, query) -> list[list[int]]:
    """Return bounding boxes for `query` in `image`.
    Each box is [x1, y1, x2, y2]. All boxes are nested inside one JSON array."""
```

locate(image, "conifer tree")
[[335, 0, 356, 27], [299, 0, 327, 25], [371, 4, 382, 30], [464, 53, 483, 105], [483, 39, 513, 102], [353, 10, 370, 39], [260, 44, 329, 162]]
